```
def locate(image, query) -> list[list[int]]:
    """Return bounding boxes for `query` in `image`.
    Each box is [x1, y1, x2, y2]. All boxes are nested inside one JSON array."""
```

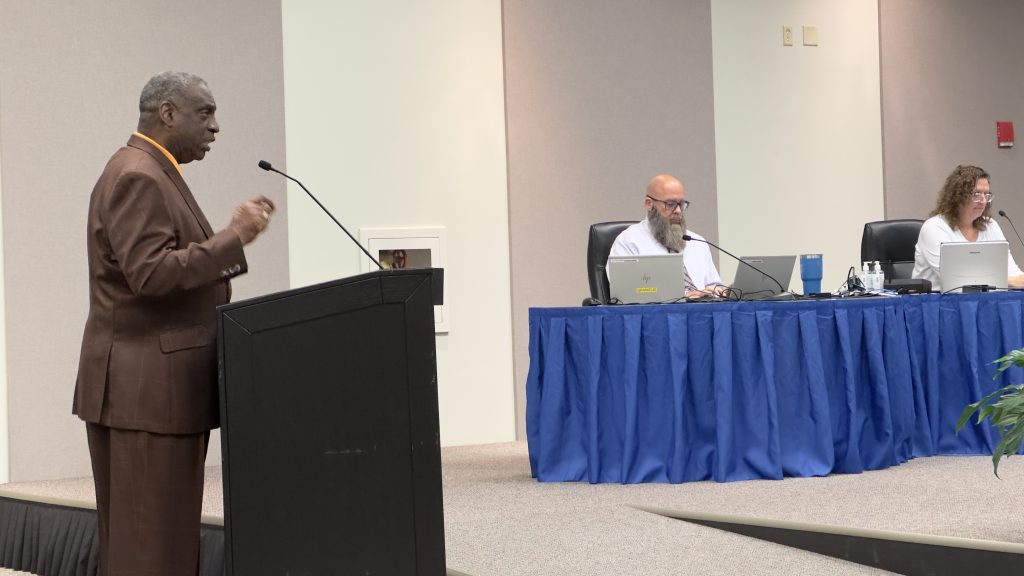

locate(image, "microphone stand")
[[682, 235, 787, 295], [999, 210, 1024, 250], [258, 160, 382, 269]]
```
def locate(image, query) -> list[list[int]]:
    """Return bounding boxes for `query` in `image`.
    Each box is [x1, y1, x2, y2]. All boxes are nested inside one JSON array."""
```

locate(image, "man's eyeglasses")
[[971, 192, 994, 203], [647, 195, 690, 212]]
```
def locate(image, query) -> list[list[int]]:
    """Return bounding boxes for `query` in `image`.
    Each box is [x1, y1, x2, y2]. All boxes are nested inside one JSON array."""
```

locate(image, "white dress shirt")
[[608, 218, 722, 289], [912, 215, 1022, 291]]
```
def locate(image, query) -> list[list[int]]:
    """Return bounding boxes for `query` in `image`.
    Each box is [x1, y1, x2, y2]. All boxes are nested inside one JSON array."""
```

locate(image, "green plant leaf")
[[957, 385, 1021, 431], [977, 404, 996, 424], [994, 349, 1024, 376], [992, 423, 1024, 478], [957, 404, 980, 432], [989, 394, 1024, 428], [959, 348, 1024, 477]]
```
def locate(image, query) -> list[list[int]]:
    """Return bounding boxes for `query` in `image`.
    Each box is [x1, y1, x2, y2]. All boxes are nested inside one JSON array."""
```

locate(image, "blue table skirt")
[[525, 292, 1024, 483]]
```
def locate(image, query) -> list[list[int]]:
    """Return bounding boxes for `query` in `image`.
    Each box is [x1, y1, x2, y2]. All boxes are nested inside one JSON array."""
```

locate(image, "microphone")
[[258, 160, 382, 269], [998, 210, 1024, 250], [682, 234, 787, 294]]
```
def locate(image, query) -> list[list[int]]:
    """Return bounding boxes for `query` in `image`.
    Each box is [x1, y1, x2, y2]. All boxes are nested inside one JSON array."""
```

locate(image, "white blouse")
[[912, 215, 1022, 291]]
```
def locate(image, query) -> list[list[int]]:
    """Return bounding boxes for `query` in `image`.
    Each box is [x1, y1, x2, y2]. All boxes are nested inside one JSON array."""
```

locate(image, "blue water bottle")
[[800, 254, 823, 295]]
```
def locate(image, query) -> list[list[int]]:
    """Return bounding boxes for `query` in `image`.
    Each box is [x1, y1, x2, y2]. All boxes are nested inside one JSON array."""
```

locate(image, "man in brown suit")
[[74, 71, 274, 575]]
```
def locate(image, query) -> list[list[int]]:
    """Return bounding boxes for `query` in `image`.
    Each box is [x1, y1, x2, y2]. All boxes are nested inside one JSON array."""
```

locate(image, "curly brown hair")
[[930, 165, 991, 231]]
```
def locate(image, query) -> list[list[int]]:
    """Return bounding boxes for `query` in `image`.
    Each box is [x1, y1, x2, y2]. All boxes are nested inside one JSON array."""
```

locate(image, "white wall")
[[712, 0, 885, 291], [281, 0, 515, 446], [0, 150, 7, 483]]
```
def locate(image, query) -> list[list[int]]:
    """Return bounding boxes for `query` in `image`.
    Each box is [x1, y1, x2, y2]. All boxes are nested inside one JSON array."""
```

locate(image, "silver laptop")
[[939, 241, 1009, 292], [732, 255, 796, 300], [607, 254, 687, 304]]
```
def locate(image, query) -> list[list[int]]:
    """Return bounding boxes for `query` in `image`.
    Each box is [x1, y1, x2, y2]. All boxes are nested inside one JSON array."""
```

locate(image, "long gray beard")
[[649, 207, 687, 252]]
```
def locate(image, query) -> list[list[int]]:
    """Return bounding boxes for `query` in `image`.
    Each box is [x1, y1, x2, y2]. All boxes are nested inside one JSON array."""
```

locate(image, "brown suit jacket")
[[74, 134, 247, 434]]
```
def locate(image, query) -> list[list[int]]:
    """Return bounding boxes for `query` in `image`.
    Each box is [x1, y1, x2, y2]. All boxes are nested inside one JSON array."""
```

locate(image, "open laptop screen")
[[939, 241, 1009, 292], [606, 254, 687, 304], [732, 255, 796, 300]]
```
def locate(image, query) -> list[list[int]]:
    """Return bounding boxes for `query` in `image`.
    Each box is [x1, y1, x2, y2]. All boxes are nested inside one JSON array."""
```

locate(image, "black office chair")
[[584, 221, 636, 305], [860, 219, 924, 280]]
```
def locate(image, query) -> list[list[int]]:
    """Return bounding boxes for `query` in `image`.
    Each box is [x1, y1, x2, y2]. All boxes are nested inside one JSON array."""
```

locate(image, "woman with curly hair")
[[913, 165, 1024, 290]]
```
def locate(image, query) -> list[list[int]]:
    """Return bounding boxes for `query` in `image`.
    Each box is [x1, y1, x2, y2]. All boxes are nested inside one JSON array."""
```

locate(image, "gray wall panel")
[[503, 0, 718, 437], [881, 0, 1024, 265], [0, 0, 289, 480]]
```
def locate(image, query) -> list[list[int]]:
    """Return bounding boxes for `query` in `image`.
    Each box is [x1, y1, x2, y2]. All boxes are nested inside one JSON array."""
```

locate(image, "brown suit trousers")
[[87, 425, 209, 576]]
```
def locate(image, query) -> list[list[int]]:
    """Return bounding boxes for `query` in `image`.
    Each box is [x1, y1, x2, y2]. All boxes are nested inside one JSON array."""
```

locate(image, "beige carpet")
[[439, 443, 1024, 575], [3, 442, 1024, 575]]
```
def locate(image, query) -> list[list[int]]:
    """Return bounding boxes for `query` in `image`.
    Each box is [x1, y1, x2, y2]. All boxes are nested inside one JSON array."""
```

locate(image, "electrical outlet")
[[782, 26, 793, 46]]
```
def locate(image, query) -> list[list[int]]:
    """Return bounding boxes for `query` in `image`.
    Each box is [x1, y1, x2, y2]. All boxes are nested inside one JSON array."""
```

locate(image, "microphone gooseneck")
[[682, 234, 786, 294], [998, 210, 1024, 251], [257, 160, 383, 269]]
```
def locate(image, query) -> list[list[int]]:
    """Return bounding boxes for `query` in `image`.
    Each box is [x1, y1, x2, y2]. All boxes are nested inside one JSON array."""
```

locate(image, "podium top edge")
[[219, 267, 443, 312]]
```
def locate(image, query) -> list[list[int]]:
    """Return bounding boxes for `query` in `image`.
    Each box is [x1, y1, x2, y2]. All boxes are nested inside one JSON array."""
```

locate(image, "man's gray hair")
[[139, 71, 206, 113]]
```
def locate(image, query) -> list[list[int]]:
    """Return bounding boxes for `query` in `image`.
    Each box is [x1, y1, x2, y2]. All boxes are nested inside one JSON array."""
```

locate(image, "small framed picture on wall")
[[359, 226, 448, 333]]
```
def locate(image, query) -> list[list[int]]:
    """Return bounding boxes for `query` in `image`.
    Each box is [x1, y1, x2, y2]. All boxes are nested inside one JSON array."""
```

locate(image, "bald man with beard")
[[608, 174, 726, 298]]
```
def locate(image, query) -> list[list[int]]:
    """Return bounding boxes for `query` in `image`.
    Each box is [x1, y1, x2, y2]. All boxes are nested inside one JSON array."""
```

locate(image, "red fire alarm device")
[[997, 121, 1014, 148]]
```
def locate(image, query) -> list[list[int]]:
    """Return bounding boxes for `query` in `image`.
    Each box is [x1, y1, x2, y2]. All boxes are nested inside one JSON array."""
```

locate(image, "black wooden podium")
[[217, 268, 445, 575]]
